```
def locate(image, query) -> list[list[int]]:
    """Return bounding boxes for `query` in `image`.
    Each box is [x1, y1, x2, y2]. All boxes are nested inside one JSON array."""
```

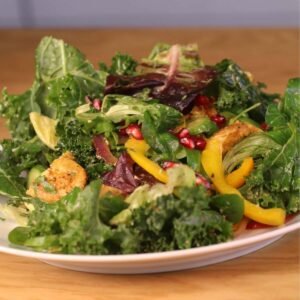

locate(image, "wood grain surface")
[[0, 28, 299, 300]]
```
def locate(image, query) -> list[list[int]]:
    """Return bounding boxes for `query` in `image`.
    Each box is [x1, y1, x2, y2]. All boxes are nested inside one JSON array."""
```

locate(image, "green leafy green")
[[34, 36, 105, 119], [99, 193, 128, 224], [223, 132, 280, 173], [238, 78, 300, 213], [141, 111, 184, 161], [1, 36, 106, 138], [142, 43, 204, 72], [128, 185, 232, 252], [186, 115, 218, 136], [0, 168, 26, 200], [100, 52, 137, 76], [9, 181, 116, 254], [0, 138, 51, 201], [35, 36, 103, 88], [215, 59, 279, 122], [0, 89, 35, 140], [240, 163, 285, 209], [210, 194, 244, 223], [185, 149, 202, 173], [111, 165, 196, 225], [101, 94, 182, 129], [264, 78, 299, 193], [8, 180, 232, 254], [56, 119, 112, 180]]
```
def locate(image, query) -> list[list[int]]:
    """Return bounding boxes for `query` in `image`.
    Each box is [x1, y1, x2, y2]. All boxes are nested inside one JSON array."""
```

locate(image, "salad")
[[0, 37, 299, 255]]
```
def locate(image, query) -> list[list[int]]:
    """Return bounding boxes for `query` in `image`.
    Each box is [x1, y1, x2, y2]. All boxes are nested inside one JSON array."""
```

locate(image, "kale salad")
[[0, 37, 299, 254]]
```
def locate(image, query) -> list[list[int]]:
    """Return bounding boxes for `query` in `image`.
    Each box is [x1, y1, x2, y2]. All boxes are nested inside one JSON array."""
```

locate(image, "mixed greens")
[[0, 37, 299, 254]]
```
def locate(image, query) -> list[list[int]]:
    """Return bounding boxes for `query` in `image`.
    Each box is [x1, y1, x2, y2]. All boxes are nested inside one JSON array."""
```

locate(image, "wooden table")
[[0, 29, 299, 300]]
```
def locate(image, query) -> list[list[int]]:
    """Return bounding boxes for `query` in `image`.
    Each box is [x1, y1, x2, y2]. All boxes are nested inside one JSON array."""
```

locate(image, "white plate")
[[0, 197, 299, 274]]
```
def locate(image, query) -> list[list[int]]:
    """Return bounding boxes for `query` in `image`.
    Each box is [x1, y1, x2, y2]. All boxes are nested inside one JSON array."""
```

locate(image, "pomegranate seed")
[[93, 98, 102, 110], [196, 95, 212, 107], [177, 128, 190, 139], [192, 136, 207, 151], [125, 124, 143, 140], [210, 114, 226, 127], [162, 161, 180, 169], [260, 122, 269, 131], [195, 174, 211, 189], [180, 137, 195, 149], [118, 127, 128, 136]]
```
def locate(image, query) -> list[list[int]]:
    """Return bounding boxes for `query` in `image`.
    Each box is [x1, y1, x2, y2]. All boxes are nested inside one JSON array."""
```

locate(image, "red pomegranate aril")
[[260, 122, 269, 131], [193, 136, 207, 151], [180, 137, 195, 149], [196, 95, 211, 107], [177, 128, 190, 139], [125, 124, 143, 140], [93, 98, 102, 110], [195, 174, 211, 189], [210, 114, 226, 127], [118, 127, 128, 136], [162, 161, 180, 169]]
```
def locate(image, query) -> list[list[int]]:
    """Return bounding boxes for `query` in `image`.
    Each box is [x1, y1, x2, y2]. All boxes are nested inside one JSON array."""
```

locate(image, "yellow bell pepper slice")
[[125, 138, 150, 154], [201, 138, 286, 226], [125, 138, 168, 183], [127, 149, 168, 183], [226, 157, 254, 188]]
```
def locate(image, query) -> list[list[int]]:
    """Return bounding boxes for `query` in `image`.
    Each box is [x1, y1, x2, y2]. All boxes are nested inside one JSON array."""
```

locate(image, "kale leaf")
[[56, 119, 112, 180], [99, 193, 128, 224], [100, 52, 138, 76], [8, 181, 232, 254], [264, 78, 299, 193], [0, 36, 106, 138], [0, 138, 51, 201], [0, 89, 35, 140], [9, 181, 138, 254], [238, 78, 300, 213], [215, 59, 279, 122], [34, 36, 105, 119], [128, 185, 232, 252], [9, 181, 115, 254]]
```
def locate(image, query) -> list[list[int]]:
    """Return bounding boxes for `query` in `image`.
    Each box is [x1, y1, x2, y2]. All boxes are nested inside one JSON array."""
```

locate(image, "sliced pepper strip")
[[125, 138, 168, 183], [226, 157, 254, 188], [201, 138, 286, 226], [125, 138, 150, 154]]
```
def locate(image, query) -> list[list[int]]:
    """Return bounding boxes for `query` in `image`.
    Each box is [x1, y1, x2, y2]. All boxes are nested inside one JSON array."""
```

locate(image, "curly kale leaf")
[[240, 162, 285, 209], [56, 120, 112, 180], [0, 138, 51, 201], [128, 186, 232, 252], [99, 52, 137, 76], [8, 183, 232, 254], [215, 59, 278, 122], [264, 78, 300, 193], [9, 181, 138, 254], [0, 89, 36, 140], [239, 78, 300, 213], [9, 181, 114, 254]]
